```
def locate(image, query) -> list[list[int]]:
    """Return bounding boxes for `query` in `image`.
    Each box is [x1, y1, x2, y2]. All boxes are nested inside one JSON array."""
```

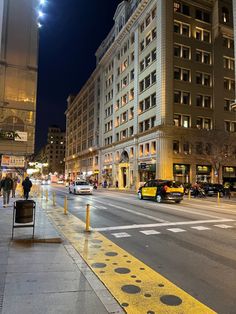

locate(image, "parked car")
[[202, 183, 224, 197], [69, 180, 93, 195], [138, 180, 184, 203], [57, 179, 64, 184]]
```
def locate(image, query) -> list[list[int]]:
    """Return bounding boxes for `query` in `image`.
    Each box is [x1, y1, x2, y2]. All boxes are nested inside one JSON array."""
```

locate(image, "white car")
[[69, 181, 93, 195], [41, 179, 51, 185]]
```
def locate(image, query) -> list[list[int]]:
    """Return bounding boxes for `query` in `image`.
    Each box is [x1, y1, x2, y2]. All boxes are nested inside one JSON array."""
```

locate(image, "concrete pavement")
[[0, 195, 123, 314]]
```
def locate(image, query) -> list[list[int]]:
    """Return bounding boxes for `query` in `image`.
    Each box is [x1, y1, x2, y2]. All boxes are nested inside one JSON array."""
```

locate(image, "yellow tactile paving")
[[45, 200, 216, 314]]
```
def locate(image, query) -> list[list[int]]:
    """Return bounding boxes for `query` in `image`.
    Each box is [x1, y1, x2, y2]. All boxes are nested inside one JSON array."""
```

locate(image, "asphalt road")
[[46, 184, 236, 314]]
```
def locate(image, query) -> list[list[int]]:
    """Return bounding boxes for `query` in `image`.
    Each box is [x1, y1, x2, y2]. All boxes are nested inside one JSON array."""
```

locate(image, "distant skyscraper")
[[0, 0, 39, 160]]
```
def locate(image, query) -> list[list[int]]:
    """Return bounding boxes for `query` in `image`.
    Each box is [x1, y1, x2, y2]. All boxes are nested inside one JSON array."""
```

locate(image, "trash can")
[[15, 200, 35, 223]]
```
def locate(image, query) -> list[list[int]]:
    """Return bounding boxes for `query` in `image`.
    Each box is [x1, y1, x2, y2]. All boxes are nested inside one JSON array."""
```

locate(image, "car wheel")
[[175, 200, 181, 204], [74, 189, 76, 195], [138, 192, 143, 200], [156, 195, 161, 203]]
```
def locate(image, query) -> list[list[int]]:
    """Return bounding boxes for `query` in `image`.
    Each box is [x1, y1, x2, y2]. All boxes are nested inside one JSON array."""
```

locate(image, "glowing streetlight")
[[39, 0, 46, 5], [38, 10, 44, 18]]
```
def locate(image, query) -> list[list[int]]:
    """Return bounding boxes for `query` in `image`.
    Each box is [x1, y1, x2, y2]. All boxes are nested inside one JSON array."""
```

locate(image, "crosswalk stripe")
[[167, 228, 186, 233], [214, 224, 233, 229], [111, 232, 131, 238], [191, 226, 211, 231], [140, 230, 161, 235]]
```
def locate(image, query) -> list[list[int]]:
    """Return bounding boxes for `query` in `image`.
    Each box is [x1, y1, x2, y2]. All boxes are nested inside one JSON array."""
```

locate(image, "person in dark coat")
[[0, 174, 13, 207], [22, 177, 32, 200]]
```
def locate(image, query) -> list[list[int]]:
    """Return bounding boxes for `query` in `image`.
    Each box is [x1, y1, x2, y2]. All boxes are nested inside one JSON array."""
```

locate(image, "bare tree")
[[193, 130, 236, 183]]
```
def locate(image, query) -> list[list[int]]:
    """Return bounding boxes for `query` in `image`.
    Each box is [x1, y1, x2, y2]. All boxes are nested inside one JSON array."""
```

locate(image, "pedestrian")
[[22, 177, 32, 200], [103, 180, 107, 188], [12, 176, 18, 198], [115, 180, 119, 188], [0, 174, 13, 207]]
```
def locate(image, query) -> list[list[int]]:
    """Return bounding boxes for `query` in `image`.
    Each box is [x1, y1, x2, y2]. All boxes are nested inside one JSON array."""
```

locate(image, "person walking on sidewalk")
[[0, 174, 13, 207], [22, 177, 32, 200], [12, 176, 18, 198]]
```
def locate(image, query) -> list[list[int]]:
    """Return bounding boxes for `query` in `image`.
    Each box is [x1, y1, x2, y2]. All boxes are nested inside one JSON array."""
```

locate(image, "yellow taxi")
[[138, 180, 184, 203]]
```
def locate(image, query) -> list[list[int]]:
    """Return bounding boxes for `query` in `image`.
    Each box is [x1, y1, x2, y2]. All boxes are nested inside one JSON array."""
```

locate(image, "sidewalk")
[[0, 196, 123, 314]]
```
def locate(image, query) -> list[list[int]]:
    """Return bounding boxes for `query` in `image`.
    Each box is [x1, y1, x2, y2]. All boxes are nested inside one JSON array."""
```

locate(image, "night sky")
[[36, 0, 121, 151]]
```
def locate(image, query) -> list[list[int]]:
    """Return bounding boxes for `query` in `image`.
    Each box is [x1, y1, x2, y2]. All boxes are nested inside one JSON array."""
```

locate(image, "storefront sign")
[[174, 164, 190, 174], [196, 165, 211, 174], [0, 130, 15, 140], [140, 163, 146, 170], [139, 164, 156, 172], [15, 131, 27, 142], [1, 155, 25, 168]]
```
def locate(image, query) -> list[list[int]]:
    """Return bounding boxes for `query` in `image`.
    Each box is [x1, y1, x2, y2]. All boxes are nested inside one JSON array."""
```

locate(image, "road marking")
[[140, 230, 161, 235], [214, 224, 233, 229], [47, 201, 216, 314], [167, 228, 186, 233], [111, 232, 131, 238], [191, 226, 211, 231], [107, 203, 168, 223], [94, 218, 235, 232]]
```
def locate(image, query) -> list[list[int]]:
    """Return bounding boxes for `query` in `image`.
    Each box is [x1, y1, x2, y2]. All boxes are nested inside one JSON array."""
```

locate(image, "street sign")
[[140, 163, 146, 170]]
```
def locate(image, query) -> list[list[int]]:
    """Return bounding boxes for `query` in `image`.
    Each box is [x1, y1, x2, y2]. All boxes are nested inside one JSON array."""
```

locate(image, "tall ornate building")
[[0, 0, 38, 162], [66, 0, 236, 189]]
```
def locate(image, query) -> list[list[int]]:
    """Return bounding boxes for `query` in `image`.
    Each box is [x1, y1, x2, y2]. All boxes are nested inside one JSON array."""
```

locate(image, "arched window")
[[222, 7, 229, 23], [1, 116, 25, 131]]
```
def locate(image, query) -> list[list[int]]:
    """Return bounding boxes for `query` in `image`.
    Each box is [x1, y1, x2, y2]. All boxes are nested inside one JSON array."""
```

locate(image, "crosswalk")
[[111, 223, 235, 238]]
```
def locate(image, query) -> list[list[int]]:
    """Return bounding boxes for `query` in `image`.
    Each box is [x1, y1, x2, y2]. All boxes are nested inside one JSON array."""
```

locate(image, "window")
[[174, 90, 181, 103], [129, 126, 134, 136], [224, 121, 230, 132], [222, 7, 230, 23], [224, 99, 232, 111], [130, 69, 134, 81], [174, 67, 190, 82], [129, 107, 134, 119], [183, 115, 190, 128], [195, 9, 210, 23], [196, 50, 211, 64], [174, 2, 190, 16], [196, 72, 211, 86], [151, 141, 156, 154], [174, 21, 190, 37], [195, 28, 211, 43], [196, 117, 212, 129], [183, 142, 190, 154], [174, 114, 181, 126], [223, 57, 235, 70], [145, 143, 150, 155], [223, 36, 234, 49], [174, 44, 190, 59], [224, 78, 235, 91], [173, 140, 180, 153], [196, 142, 203, 154]]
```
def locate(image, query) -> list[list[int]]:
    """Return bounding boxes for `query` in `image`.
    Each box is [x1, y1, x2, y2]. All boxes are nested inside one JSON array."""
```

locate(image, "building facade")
[[35, 126, 66, 175], [66, 0, 236, 189], [0, 0, 38, 161]]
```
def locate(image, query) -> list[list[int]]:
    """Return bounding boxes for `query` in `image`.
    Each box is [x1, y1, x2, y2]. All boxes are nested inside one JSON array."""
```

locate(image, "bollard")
[[45, 190, 48, 202], [64, 196, 68, 215], [188, 190, 191, 200], [85, 204, 90, 232], [217, 192, 220, 204], [52, 192, 56, 206]]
